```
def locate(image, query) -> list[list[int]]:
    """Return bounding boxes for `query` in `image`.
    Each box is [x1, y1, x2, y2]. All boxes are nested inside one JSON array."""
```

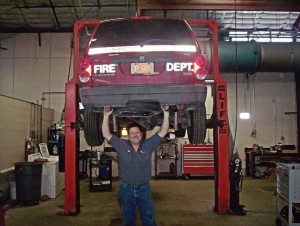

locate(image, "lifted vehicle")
[[79, 17, 208, 146]]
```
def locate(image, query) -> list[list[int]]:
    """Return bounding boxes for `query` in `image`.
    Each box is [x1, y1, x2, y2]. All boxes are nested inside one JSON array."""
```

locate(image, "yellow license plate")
[[131, 63, 154, 74]]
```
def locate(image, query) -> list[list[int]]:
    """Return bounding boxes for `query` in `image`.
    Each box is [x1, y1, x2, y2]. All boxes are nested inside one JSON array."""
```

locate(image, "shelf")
[[155, 142, 178, 179], [89, 157, 112, 192], [284, 112, 297, 115]]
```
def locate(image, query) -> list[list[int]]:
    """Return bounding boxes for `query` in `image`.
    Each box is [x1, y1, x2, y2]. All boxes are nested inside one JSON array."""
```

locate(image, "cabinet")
[[89, 156, 112, 192], [245, 148, 300, 178], [276, 163, 300, 226], [155, 142, 178, 178], [41, 161, 64, 198], [182, 144, 214, 178]]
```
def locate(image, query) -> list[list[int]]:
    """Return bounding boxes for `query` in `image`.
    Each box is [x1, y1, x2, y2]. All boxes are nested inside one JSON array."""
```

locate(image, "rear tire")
[[187, 104, 206, 144], [83, 107, 104, 147]]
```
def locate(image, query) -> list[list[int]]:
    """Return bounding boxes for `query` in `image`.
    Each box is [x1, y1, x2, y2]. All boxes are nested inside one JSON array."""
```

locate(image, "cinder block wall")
[[0, 95, 54, 200]]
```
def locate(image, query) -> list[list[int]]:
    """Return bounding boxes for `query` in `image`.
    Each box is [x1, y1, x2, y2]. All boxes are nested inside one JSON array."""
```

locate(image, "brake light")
[[193, 55, 207, 80], [79, 57, 91, 83], [80, 56, 90, 70]]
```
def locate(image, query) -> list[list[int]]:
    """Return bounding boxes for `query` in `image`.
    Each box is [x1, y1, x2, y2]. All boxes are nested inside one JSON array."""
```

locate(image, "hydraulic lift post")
[[187, 19, 230, 214], [63, 20, 99, 215]]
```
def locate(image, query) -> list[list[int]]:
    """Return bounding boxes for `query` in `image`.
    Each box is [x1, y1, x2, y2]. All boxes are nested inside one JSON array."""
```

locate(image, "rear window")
[[90, 19, 194, 48]]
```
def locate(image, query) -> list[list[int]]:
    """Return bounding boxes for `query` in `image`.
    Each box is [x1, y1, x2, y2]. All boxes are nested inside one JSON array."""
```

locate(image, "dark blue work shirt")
[[108, 133, 162, 186]]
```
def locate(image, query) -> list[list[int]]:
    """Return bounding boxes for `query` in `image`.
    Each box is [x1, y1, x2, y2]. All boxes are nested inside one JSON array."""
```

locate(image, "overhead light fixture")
[[240, 109, 250, 119], [79, 102, 84, 110], [240, 74, 251, 120]]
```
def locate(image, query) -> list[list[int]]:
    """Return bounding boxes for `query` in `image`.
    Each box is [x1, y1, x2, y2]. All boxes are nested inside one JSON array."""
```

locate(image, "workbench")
[[245, 148, 300, 178]]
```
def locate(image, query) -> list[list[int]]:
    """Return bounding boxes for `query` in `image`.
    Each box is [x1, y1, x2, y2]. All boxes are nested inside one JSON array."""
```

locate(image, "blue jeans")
[[118, 180, 157, 226]]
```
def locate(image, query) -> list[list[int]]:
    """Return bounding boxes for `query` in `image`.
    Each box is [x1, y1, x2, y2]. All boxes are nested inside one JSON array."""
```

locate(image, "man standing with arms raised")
[[102, 105, 170, 226]]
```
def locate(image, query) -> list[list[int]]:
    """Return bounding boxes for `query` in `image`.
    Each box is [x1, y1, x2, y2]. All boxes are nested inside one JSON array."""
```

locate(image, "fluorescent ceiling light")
[[240, 111, 250, 119]]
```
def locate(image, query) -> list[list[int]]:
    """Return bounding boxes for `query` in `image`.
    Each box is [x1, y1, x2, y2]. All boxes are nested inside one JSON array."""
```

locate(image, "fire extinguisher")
[[25, 138, 32, 161]]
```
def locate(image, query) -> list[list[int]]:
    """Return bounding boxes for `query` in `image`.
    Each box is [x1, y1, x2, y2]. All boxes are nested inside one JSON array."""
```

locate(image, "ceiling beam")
[[71, 0, 80, 20], [48, 0, 60, 29], [10, 3, 134, 9], [0, 27, 73, 33], [137, 0, 300, 13]]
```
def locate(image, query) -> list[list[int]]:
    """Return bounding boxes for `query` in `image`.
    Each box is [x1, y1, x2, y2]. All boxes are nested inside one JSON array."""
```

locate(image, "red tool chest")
[[182, 144, 214, 176]]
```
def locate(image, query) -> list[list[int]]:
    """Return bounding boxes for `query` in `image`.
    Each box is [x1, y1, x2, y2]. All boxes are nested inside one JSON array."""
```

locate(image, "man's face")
[[128, 126, 143, 145]]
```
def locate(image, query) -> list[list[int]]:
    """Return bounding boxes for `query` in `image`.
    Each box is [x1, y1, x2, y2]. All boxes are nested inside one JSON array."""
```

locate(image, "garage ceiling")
[[0, 0, 299, 35]]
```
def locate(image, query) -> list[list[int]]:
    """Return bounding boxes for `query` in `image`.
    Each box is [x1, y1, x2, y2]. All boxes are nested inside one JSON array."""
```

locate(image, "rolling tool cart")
[[89, 153, 112, 192], [182, 144, 214, 179], [276, 163, 300, 226]]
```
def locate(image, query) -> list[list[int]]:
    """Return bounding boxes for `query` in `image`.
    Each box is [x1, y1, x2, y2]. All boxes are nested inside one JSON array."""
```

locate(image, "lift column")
[[187, 19, 230, 214], [208, 20, 230, 214], [63, 20, 100, 215], [64, 82, 80, 215], [213, 81, 229, 213], [63, 22, 81, 214]]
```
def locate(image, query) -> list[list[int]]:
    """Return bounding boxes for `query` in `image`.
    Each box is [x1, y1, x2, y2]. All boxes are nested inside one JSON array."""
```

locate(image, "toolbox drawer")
[[182, 144, 214, 176]]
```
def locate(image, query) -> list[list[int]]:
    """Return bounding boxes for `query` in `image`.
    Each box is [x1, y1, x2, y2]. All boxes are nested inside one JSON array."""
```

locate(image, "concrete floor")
[[4, 177, 277, 226]]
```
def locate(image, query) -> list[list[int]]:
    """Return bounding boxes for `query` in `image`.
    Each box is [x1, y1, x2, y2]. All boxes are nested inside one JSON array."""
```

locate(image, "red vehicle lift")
[[63, 19, 229, 215]]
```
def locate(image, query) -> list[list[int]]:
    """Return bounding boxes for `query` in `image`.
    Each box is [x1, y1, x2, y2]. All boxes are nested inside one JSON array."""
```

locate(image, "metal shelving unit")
[[276, 163, 300, 226], [154, 142, 178, 178], [89, 156, 112, 192]]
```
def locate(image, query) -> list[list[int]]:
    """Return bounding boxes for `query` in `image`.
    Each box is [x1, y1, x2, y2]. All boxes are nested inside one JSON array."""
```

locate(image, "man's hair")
[[127, 123, 145, 133]]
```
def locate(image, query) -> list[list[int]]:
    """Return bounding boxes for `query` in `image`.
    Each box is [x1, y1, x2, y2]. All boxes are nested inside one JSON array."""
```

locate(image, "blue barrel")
[[15, 162, 42, 205]]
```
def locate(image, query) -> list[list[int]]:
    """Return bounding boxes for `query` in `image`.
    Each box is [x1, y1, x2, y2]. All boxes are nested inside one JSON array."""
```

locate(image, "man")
[[102, 105, 170, 226]]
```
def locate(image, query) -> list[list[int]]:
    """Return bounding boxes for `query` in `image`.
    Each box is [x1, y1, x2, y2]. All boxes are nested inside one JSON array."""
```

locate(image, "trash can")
[[14, 162, 42, 205], [10, 182, 16, 200]]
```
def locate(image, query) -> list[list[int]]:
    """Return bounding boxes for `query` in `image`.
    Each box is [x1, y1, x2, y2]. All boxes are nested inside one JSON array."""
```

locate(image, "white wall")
[[0, 95, 54, 171], [223, 73, 297, 167], [0, 33, 72, 121], [0, 33, 297, 172]]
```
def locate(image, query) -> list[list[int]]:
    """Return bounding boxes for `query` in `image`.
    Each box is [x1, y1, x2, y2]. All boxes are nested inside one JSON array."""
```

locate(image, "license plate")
[[131, 63, 154, 74]]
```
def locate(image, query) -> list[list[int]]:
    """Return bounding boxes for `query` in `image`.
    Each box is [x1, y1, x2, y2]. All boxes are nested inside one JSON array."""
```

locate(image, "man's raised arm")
[[158, 105, 169, 138], [102, 107, 113, 141]]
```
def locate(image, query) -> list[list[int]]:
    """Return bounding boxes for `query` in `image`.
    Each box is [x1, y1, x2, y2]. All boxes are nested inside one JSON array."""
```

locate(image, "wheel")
[[83, 107, 104, 147], [187, 103, 206, 144]]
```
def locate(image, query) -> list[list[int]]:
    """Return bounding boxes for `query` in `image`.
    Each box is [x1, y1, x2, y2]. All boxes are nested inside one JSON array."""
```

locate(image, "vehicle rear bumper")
[[80, 84, 207, 107]]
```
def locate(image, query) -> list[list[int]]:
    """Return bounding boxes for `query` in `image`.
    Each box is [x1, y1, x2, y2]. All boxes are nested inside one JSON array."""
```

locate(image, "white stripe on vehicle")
[[88, 45, 196, 55]]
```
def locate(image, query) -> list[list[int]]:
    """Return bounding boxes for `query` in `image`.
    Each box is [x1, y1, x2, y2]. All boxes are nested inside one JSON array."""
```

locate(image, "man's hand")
[[103, 106, 113, 117], [161, 105, 169, 113]]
